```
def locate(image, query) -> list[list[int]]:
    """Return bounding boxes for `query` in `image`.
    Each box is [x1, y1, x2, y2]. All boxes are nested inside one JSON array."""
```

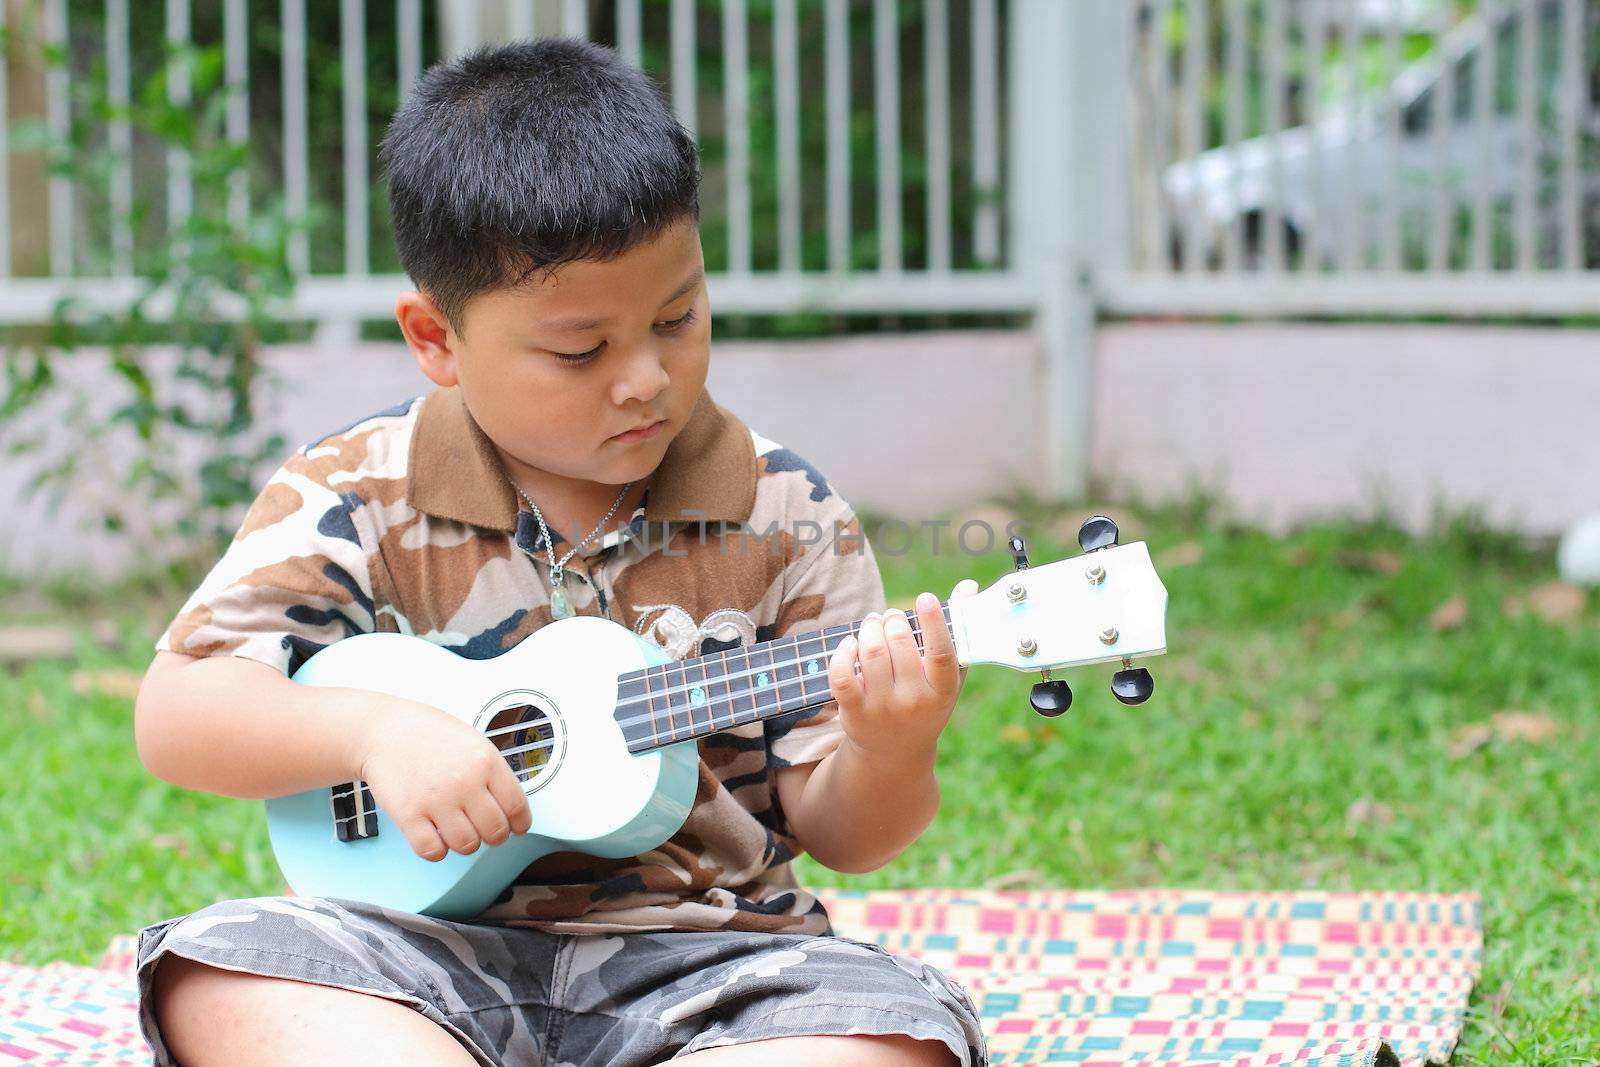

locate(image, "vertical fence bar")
[[873, 0, 901, 273], [1514, 0, 1537, 271], [225, 0, 250, 233], [508, 0, 534, 41], [723, 0, 751, 274], [1181, 0, 1207, 273], [1263, 0, 1284, 274], [1145, 0, 1171, 274], [1223, 0, 1246, 274], [618, 0, 642, 68], [563, 0, 588, 38], [1339, 3, 1360, 271], [399, 0, 421, 105], [0, 0, 8, 276], [166, 0, 192, 243], [107, 0, 134, 276], [44, 0, 71, 276], [774, 0, 801, 274], [1558, 0, 1582, 270], [1382, 0, 1401, 271], [1428, 3, 1455, 272], [1302, 0, 1325, 272], [671, 0, 696, 138], [825, 0, 849, 273], [924, 0, 950, 273], [283, 0, 310, 276], [342, 0, 368, 278], [970, 0, 999, 267], [1471, 0, 1496, 270]]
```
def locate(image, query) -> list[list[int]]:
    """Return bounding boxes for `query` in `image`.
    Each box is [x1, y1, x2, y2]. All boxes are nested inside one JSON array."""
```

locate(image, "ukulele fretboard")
[[613, 603, 954, 753]]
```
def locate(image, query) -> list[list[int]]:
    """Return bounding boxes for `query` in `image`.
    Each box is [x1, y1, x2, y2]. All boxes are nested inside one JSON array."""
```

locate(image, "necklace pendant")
[[549, 583, 574, 620]]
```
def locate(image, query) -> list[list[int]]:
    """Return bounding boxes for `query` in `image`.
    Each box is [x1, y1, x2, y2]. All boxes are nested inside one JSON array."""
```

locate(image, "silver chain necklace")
[[513, 480, 633, 620]]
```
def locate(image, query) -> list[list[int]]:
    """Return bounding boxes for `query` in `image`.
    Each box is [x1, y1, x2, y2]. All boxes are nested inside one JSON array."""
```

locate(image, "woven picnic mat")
[[3, 888, 1480, 1066]]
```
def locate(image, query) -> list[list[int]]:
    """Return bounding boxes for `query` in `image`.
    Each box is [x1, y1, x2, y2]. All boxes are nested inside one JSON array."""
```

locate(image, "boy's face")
[[399, 218, 711, 494]]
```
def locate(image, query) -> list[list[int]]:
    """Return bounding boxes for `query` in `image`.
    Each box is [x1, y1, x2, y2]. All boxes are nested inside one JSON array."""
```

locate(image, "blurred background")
[[2, 2, 1598, 1062]]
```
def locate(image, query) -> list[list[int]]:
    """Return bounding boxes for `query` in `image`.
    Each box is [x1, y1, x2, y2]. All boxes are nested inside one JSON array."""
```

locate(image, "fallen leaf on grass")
[[69, 668, 144, 701], [1429, 595, 1469, 631], [1447, 710, 1562, 758], [999, 724, 1032, 744], [1345, 797, 1396, 828], [1490, 710, 1561, 744], [151, 834, 191, 857], [1524, 580, 1587, 625], [1156, 540, 1204, 569], [1334, 549, 1403, 576], [985, 869, 1047, 890]]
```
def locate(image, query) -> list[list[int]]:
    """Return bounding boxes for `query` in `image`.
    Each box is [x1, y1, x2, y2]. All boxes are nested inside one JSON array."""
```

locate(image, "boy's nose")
[[610, 343, 672, 407]]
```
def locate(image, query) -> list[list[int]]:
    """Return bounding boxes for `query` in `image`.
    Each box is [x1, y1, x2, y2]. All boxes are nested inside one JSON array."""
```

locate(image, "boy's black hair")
[[380, 38, 701, 333]]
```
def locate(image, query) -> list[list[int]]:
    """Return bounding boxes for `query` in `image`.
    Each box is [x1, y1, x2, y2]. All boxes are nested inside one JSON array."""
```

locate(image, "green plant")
[[1, 25, 317, 573]]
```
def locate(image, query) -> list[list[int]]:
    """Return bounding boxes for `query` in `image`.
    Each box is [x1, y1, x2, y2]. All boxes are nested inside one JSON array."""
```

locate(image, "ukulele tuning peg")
[[1111, 664, 1154, 706], [1078, 514, 1120, 554], [1008, 535, 1030, 571], [1030, 676, 1073, 717]]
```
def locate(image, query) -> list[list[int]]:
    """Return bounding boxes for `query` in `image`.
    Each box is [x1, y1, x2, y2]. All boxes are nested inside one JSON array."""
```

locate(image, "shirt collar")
[[408, 385, 757, 533]]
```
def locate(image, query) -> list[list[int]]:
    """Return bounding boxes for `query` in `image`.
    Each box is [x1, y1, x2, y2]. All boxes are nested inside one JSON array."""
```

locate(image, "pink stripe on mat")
[[0, 889, 1479, 1066]]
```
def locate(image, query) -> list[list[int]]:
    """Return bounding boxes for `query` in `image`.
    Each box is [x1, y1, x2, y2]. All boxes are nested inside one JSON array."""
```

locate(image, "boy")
[[132, 38, 985, 1067]]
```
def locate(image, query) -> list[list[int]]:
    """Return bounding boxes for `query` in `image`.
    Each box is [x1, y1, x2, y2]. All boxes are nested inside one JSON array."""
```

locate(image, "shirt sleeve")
[[155, 449, 378, 676], [763, 500, 886, 769]]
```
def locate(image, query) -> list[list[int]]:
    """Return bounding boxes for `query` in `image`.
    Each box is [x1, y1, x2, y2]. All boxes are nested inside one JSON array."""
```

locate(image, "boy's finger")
[[827, 634, 864, 714], [917, 591, 960, 695], [855, 613, 895, 696], [882, 609, 925, 690]]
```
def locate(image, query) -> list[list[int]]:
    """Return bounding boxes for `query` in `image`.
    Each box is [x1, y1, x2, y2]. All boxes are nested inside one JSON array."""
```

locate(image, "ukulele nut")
[[1006, 581, 1027, 603], [1017, 636, 1038, 657], [1085, 563, 1106, 585], [1099, 627, 1120, 645]]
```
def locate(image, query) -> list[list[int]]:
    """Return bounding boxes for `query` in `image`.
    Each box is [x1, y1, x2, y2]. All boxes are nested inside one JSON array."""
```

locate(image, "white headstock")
[[949, 541, 1169, 674]]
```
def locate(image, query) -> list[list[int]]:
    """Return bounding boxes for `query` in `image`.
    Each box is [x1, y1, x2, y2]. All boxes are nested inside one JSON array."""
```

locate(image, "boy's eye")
[[555, 348, 602, 364]]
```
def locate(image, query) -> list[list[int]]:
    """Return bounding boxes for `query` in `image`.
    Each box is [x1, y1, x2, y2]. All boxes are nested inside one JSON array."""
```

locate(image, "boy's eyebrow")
[[540, 267, 705, 333]]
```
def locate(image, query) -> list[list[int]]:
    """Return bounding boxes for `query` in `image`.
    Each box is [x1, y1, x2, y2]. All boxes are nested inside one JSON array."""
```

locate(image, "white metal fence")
[[1, 1, 1597, 495]]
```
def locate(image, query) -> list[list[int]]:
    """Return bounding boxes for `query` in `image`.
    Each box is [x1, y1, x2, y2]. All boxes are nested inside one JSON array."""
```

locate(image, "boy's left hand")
[[827, 579, 980, 767]]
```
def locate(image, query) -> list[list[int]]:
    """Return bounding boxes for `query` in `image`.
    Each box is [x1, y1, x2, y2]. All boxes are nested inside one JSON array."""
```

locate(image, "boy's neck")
[[499, 453, 652, 547]]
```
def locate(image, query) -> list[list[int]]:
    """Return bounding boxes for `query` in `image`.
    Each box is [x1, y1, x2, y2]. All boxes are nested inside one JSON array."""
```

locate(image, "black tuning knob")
[[1078, 514, 1120, 553], [1008, 535, 1030, 570], [1030, 679, 1073, 717], [1111, 666, 1154, 706]]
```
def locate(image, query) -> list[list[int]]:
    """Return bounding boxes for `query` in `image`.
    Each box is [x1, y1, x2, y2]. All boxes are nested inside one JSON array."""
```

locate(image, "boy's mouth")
[[610, 419, 666, 443]]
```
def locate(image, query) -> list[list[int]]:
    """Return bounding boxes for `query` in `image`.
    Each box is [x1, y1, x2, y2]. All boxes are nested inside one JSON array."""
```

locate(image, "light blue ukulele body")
[[266, 617, 700, 919]]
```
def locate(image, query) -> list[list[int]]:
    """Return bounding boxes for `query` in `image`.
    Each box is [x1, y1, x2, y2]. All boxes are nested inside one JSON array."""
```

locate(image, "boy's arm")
[[136, 650, 533, 860], [135, 650, 392, 799], [774, 585, 975, 874]]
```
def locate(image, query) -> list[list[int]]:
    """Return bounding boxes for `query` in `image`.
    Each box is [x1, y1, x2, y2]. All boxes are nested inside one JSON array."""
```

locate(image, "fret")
[[728, 642, 766, 729], [700, 650, 739, 731], [795, 630, 830, 705], [667, 655, 694, 743], [768, 632, 808, 712]]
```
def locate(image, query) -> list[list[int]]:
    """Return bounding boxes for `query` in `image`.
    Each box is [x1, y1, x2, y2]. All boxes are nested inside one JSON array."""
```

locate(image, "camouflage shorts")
[[135, 896, 987, 1067]]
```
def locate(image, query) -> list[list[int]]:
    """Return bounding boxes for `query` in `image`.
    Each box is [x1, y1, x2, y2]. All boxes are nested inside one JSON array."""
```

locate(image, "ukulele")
[[265, 518, 1168, 918]]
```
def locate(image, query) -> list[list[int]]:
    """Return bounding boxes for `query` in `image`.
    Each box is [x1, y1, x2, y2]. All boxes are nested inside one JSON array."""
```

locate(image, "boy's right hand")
[[353, 699, 533, 862]]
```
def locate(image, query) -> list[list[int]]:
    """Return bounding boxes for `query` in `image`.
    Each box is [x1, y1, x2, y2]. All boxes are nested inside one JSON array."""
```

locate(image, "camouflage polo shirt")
[[156, 385, 886, 935]]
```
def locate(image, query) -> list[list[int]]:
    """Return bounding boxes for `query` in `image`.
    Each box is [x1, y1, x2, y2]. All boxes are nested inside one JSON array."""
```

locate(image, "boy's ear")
[[395, 291, 459, 388]]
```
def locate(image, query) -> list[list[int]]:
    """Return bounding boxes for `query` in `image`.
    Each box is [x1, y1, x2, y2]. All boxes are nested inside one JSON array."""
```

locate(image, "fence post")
[[1008, 0, 1131, 502]]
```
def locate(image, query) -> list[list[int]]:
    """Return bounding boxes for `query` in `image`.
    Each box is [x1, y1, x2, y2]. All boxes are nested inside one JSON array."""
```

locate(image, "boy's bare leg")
[[671, 1034, 959, 1067], [151, 954, 480, 1067]]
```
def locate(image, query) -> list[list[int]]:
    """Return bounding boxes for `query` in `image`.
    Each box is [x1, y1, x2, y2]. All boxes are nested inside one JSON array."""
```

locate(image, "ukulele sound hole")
[[485, 701, 558, 787]]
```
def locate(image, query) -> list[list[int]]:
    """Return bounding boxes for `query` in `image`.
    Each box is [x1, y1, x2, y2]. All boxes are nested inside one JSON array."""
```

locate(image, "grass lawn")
[[2, 500, 1596, 1064]]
